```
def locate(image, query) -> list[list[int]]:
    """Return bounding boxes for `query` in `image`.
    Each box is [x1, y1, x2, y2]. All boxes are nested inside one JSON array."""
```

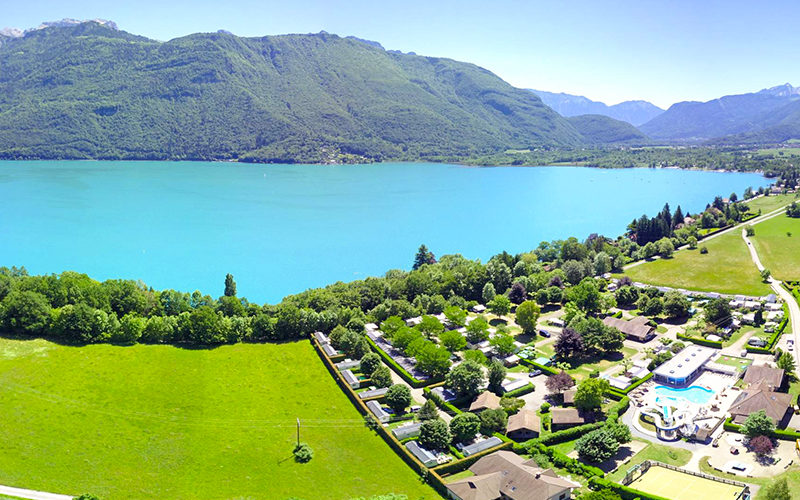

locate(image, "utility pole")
[[296, 418, 300, 448]]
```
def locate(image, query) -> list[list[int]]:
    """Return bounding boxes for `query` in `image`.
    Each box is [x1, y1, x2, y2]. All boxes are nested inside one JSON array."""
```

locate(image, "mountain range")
[[0, 21, 650, 163], [529, 89, 664, 126], [640, 83, 800, 142]]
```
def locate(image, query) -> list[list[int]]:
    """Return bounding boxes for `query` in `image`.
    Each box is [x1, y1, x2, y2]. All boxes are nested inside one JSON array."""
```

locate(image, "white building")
[[653, 345, 716, 386]]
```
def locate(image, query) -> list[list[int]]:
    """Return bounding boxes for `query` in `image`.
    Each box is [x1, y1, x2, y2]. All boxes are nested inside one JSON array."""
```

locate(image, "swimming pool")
[[654, 385, 715, 405]]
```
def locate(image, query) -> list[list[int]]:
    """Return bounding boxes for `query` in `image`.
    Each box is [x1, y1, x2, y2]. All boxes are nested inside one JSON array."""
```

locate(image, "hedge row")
[[364, 335, 442, 388], [431, 440, 514, 476], [745, 314, 789, 354], [677, 332, 723, 349], [503, 382, 535, 398], [724, 417, 800, 441], [529, 421, 606, 447], [310, 338, 450, 497], [526, 441, 604, 478], [589, 476, 671, 500], [422, 387, 464, 416], [520, 358, 560, 376]]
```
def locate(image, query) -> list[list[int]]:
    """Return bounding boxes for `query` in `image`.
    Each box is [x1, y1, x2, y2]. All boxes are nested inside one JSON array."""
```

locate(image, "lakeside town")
[[311, 187, 800, 500]]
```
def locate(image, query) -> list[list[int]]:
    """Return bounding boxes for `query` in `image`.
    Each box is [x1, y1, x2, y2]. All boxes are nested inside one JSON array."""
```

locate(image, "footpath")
[[0, 485, 72, 500]]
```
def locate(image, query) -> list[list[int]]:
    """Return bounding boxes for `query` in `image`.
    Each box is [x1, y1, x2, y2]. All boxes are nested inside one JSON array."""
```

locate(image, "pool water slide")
[[641, 404, 694, 440]]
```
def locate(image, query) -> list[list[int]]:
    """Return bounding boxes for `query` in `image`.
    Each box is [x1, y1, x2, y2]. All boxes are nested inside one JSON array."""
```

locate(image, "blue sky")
[[5, 0, 800, 108]]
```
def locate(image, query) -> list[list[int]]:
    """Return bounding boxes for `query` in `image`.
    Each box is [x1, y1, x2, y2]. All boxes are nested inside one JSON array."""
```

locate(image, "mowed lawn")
[[625, 229, 770, 296], [0, 338, 436, 500], [751, 215, 800, 281], [744, 193, 798, 215]]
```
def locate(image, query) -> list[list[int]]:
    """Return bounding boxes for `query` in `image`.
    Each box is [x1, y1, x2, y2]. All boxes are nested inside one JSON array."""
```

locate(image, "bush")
[[293, 443, 313, 463], [700, 246, 708, 254], [575, 428, 620, 463], [450, 412, 481, 443], [540, 402, 551, 413]]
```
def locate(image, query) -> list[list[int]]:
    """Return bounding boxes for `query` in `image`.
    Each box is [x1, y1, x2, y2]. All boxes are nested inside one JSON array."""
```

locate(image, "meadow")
[[0, 338, 436, 500], [751, 214, 800, 281], [624, 229, 770, 296]]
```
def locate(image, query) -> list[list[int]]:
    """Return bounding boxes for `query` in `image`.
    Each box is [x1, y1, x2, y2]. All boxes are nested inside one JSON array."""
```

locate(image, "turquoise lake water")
[[0, 161, 767, 303], [655, 385, 715, 405]]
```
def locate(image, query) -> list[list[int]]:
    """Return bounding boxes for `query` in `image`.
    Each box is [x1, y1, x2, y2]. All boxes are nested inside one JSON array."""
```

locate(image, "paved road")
[[0, 485, 72, 500], [741, 225, 800, 367]]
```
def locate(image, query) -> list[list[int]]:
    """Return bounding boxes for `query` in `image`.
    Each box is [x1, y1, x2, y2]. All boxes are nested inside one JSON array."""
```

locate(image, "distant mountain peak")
[[758, 83, 800, 97], [344, 36, 384, 50], [1, 19, 118, 40], [529, 89, 663, 126]]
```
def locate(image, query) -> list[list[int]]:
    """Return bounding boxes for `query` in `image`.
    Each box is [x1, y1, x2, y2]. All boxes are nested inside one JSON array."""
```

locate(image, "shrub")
[[540, 402, 551, 413], [293, 443, 313, 463], [743, 410, 775, 438], [450, 412, 481, 443], [479, 408, 508, 435], [700, 246, 708, 254], [385, 384, 412, 415], [419, 418, 451, 451], [575, 428, 620, 463], [359, 352, 382, 377], [370, 365, 393, 388], [750, 434, 774, 456]]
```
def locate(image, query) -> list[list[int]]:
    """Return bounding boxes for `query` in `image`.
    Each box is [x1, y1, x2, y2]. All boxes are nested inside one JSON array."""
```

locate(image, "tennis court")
[[628, 464, 745, 500]]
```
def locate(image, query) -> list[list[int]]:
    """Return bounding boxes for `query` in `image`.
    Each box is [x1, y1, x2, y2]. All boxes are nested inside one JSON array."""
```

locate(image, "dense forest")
[[0, 22, 608, 164]]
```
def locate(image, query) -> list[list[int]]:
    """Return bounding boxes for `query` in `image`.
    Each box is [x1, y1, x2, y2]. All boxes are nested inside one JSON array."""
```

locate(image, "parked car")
[[748, 338, 767, 347], [539, 329, 551, 338], [528, 369, 542, 377], [740, 350, 748, 357]]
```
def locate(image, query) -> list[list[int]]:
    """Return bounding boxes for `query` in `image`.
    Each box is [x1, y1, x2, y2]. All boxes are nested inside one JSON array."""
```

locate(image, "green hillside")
[[567, 114, 648, 144], [0, 22, 587, 163]]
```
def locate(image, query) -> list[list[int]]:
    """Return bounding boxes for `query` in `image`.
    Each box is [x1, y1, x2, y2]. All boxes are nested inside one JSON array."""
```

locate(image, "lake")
[[0, 161, 767, 303]]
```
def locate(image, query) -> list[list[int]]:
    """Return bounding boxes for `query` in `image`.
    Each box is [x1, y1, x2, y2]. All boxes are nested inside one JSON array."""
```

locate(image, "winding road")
[[741, 226, 800, 367]]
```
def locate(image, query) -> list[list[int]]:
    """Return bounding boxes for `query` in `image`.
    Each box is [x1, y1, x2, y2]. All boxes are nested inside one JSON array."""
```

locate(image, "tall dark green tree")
[[412, 245, 436, 270], [224, 274, 237, 297]]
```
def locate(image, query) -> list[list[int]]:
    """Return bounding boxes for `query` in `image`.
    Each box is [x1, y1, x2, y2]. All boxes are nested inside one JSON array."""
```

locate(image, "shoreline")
[[0, 157, 769, 176]]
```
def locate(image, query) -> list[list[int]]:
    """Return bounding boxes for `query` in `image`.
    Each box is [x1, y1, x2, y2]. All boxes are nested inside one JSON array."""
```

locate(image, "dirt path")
[[0, 484, 73, 500]]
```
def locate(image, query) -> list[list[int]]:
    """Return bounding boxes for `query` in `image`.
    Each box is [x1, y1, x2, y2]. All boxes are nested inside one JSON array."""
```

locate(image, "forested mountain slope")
[[0, 22, 594, 162]]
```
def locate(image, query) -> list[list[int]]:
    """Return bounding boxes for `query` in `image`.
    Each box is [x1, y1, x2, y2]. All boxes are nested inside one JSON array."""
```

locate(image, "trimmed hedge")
[[503, 382, 535, 398], [310, 338, 450, 497], [745, 313, 789, 354], [422, 387, 464, 416], [677, 332, 722, 349], [589, 476, 671, 500], [431, 440, 513, 476], [529, 421, 605, 447], [520, 358, 560, 376], [725, 417, 800, 441], [364, 335, 442, 388]]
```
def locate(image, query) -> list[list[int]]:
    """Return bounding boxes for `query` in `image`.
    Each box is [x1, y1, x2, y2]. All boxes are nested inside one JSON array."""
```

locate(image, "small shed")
[[313, 331, 329, 344], [321, 343, 338, 357], [405, 440, 438, 467], [461, 437, 503, 456], [336, 359, 360, 371], [342, 369, 360, 389], [393, 422, 423, 440], [366, 400, 391, 423], [359, 387, 389, 399]]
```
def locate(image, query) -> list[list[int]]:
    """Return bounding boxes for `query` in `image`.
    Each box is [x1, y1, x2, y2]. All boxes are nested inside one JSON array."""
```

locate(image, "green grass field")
[[628, 465, 744, 500], [751, 215, 800, 281], [624, 228, 770, 296], [744, 193, 798, 215], [0, 338, 436, 500], [699, 458, 800, 499], [606, 440, 691, 483]]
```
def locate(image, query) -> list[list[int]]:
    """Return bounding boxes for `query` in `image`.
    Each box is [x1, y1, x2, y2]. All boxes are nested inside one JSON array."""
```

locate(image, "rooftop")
[[653, 345, 716, 381]]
